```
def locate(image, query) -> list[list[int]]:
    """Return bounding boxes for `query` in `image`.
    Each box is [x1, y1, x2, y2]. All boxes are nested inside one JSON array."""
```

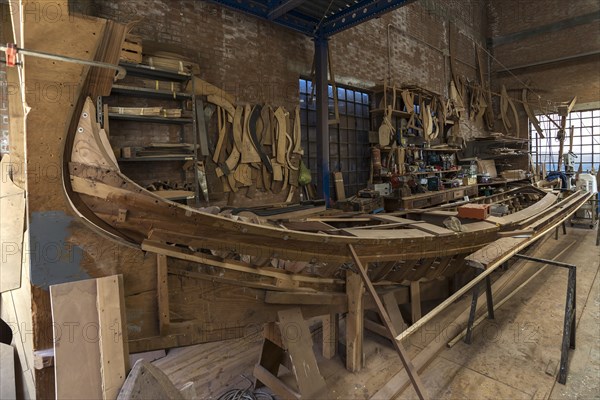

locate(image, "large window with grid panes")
[[530, 109, 600, 173], [299, 78, 370, 198]]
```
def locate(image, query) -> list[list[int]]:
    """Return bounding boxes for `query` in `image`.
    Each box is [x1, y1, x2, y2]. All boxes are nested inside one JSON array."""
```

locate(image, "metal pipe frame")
[[513, 253, 576, 384]]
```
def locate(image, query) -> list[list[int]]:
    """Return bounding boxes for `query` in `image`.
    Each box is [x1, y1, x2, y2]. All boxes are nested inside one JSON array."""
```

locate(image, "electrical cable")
[[216, 375, 275, 400]]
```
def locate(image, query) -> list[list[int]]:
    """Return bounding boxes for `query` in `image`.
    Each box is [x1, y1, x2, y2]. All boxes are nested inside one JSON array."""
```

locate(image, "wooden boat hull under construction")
[[66, 97, 593, 291]]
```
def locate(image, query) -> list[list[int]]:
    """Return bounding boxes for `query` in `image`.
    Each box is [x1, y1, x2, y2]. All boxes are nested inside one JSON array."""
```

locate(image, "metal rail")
[[1, 44, 126, 79]]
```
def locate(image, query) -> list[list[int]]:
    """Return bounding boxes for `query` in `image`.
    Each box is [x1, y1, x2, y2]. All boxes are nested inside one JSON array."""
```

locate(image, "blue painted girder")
[[206, 0, 417, 37]]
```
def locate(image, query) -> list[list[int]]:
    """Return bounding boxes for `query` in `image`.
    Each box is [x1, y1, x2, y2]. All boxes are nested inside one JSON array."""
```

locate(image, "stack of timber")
[[119, 34, 143, 64]]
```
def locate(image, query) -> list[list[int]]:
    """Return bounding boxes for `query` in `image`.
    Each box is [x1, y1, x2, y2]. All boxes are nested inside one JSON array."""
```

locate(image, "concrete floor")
[[396, 226, 600, 400], [154, 226, 600, 399]]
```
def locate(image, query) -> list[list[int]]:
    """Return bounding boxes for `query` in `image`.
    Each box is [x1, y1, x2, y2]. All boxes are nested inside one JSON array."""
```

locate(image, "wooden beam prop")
[[254, 309, 327, 399], [50, 275, 129, 400], [157, 254, 170, 334], [345, 271, 364, 372], [348, 245, 428, 400]]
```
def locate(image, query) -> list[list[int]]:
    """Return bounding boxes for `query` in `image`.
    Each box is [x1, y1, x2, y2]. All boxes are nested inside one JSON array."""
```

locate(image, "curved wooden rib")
[[241, 104, 261, 164], [207, 94, 235, 123]]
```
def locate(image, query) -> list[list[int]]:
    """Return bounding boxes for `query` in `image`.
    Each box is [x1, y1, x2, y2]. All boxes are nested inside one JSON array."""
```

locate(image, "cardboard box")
[[462, 177, 477, 186], [477, 159, 497, 178], [502, 169, 527, 180], [458, 203, 490, 220]]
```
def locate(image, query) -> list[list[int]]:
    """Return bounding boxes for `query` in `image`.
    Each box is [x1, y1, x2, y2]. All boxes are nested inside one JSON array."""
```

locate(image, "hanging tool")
[[1, 43, 126, 79]]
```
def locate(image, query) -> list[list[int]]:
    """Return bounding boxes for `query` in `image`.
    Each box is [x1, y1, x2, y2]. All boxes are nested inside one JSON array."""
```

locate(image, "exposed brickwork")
[[89, 0, 487, 105], [488, 0, 600, 126]]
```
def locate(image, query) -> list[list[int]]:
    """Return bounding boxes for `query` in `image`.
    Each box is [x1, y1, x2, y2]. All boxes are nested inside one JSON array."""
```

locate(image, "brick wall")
[[84, 0, 490, 197], [90, 0, 488, 122], [488, 0, 600, 139]]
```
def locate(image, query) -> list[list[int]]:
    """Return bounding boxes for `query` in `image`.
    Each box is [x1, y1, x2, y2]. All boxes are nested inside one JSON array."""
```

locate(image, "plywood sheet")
[[50, 279, 103, 400], [0, 343, 16, 400], [50, 276, 128, 400], [0, 155, 26, 293]]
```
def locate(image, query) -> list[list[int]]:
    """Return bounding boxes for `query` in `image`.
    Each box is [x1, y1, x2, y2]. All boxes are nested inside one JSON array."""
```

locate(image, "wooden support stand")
[[348, 245, 428, 400], [254, 308, 327, 400]]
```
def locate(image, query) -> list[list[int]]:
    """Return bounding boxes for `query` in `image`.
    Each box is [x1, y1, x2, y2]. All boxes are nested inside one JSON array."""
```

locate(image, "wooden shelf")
[[109, 113, 193, 124], [119, 62, 192, 82], [422, 148, 461, 152], [409, 169, 459, 175], [118, 156, 194, 162], [111, 85, 192, 100], [477, 179, 527, 186]]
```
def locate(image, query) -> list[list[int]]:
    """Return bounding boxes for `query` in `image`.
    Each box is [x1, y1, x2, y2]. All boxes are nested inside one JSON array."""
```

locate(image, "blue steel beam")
[[319, 0, 418, 37], [207, 0, 315, 35], [268, 0, 309, 20], [314, 36, 330, 205]]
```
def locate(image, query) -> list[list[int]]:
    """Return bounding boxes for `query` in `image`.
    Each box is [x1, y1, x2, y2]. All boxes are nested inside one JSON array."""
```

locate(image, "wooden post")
[[410, 281, 422, 323], [383, 292, 408, 334], [322, 313, 338, 359], [346, 271, 364, 372], [156, 254, 170, 334]]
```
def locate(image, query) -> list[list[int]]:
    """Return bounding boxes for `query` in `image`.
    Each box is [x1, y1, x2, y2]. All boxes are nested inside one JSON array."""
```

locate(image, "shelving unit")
[[99, 62, 200, 205], [369, 86, 469, 211]]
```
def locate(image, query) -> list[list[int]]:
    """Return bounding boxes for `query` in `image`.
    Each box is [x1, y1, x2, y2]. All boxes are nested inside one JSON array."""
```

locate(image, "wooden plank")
[[142, 240, 341, 286], [346, 272, 364, 372], [157, 254, 170, 334], [263, 205, 327, 221], [382, 292, 408, 334], [51, 276, 128, 400], [343, 228, 434, 239], [97, 275, 129, 400], [410, 281, 422, 323], [253, 365, 300, 400], [334, 172, 346, 200], [410, 222, 454, 236], [277, 308, 327, 396], [322, 313, 338, 360], [265, 291, 346, 305], [50, 279, 103, 400], [487, 192, 557, 226], [195, 98, 209, 157], [0, 156, 26, 293], [371, 215, 422, 225], [465, 237, 528, 268], [281, 221, 337, 232], [0, 343, 16, 400]]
